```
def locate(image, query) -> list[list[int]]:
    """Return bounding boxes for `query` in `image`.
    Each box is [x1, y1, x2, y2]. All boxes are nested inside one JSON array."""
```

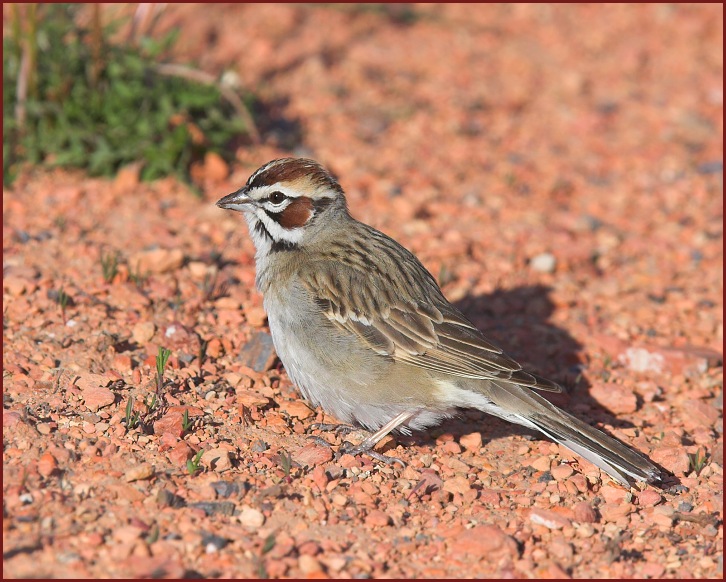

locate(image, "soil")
[[3, 4, 723, 579]]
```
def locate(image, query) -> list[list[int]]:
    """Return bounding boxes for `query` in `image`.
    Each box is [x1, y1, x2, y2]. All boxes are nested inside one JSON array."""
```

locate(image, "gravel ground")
[[3, 4, 723, 578]]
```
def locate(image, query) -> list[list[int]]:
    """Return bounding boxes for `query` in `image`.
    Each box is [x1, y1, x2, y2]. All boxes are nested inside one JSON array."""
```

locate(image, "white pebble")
[[530, 252, 557, 273], [238, 506, 265, 528]]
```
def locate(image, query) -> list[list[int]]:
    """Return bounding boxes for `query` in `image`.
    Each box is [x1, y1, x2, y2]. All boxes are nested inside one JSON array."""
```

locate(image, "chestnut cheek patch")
[[279, 197, 314, 229]]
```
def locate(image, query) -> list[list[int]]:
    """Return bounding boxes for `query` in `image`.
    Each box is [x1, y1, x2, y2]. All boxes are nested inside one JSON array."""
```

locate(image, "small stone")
[[202, 532, 229, 552], [637, 489, 662, 507], [36, 423, 52, 435], [114, 525, 143, 544], [164, 321, 201, 354], [238, 506, 265, 528], [294, 443, 333, 467], [331, 494, 348, 507], [187, 261, 210, 279], [157, 489, 186, 509], [651, 446, 691, 475], [443, 476, 471, 495], [576, 523, 596, 538], [202, 447, 233, 472], [298, 541, 321, 556], [155, 406, 203, 438], [589, 381, 638, 414], [279, 399, 314, 419], [599, 485, 631, 505], [113, 354, 133, 372], [204, 152, 229, 182], [652, 506, 675, 528], [129, 248, 184, 275], [132, 322, 156, 344], [551, 464, 574, 480], [3, 275, 32, 297], [683, 399, 721, 429], [373, 434, 397, 453], [155, 412, 185, 439], [529, 508, 572, 530], [3, 410, 22, 427], [238, 331, 277, 372], [113, 163, 141, 193], [298, 554, 324, 575], [80, 379, 116, 413], [549, 538, 574, 562], [167, 442, 194, 467], [531, 456, 552, 472], [442, 440, 462, 454], [235, 389, 270, 408], [598, 502, 633, 521], [245, 306, 268, 328], [572, 501, 597, 523], [459, 432, 482, 451], [338, 454, 361, 469], [619, 347, 666, 373], [447, 525, 518, 559], [640, 563, 665, 578], [365, 509, 392, 527], [125, 463, 154, 482], [38, 452, 59, 477], [530, 252, 557, 273], [623, 344, 723, 376]]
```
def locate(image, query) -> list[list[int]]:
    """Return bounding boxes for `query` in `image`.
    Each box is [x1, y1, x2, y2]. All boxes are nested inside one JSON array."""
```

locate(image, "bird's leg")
[[338, 410, 416, 468]]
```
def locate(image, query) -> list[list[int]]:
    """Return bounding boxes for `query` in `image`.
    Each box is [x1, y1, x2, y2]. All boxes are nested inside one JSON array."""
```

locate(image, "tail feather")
[[488, 383, 661, 487]]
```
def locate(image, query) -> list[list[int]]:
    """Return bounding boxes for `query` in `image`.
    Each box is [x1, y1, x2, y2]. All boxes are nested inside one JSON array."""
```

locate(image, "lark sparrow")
[[217, 158, 661, 486]]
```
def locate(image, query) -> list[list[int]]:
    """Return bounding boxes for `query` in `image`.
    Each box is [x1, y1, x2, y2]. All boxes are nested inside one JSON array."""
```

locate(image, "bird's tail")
[[484, 382, 662, 487]]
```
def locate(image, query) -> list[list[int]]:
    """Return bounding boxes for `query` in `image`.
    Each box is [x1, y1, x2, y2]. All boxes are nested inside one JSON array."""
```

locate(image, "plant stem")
[[154, 63, 261, 144], [90, 4, 103, 91]]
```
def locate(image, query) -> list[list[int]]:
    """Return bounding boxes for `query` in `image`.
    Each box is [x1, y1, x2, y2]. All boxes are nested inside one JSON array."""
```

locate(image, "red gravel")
[[3, 4, 722, 578]]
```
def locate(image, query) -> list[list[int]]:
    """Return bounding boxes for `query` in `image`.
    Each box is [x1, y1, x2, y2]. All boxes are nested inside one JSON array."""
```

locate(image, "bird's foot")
[[337, 440, 406, 468]]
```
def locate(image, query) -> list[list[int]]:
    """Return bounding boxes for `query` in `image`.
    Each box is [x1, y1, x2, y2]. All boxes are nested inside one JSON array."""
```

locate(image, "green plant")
[[56, 286, 70, 321], [278, 449, 293, 482], [200, 270, 228, 302], [124, 396, 140, 430], [3, 3, 257, 186], [145, 523, 160, 544], [128, 263, 147, 287], [261, 533, 276, 554], [100, 250, 119, 283], [197, 338, 209, 370], [156, 346, 172, 394], [146, 393, 158, 412], [187, 449, 204, 476], [181, 408, 192, 433], [688, 448, 708, 475]]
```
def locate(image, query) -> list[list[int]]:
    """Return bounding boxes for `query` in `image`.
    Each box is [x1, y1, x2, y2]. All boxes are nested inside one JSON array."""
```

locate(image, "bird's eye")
[[269, 191, 287, 205]]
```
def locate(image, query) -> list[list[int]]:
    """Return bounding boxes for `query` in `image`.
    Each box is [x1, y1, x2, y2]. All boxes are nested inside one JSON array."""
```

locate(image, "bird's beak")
[[216, 187, 253, 212]]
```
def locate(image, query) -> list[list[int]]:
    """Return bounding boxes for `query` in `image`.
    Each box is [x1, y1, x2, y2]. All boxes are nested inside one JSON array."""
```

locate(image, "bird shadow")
[[400, 283, 675, 486]]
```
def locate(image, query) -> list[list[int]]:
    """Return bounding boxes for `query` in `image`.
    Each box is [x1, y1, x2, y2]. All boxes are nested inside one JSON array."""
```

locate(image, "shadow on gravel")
[[401, 284, 675, 486], [252, 96, 306, 153]]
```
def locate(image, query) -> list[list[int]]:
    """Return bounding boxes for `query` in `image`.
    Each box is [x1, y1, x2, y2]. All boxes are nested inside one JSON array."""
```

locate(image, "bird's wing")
[[302, 252, 562, 393]]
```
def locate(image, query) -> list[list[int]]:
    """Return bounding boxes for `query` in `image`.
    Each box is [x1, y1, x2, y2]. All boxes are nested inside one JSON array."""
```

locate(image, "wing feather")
[[301, 227, 563, 394]]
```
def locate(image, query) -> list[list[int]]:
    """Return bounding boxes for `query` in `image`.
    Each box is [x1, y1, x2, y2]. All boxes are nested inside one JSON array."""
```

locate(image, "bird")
[[216, 157, 661, 487]]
